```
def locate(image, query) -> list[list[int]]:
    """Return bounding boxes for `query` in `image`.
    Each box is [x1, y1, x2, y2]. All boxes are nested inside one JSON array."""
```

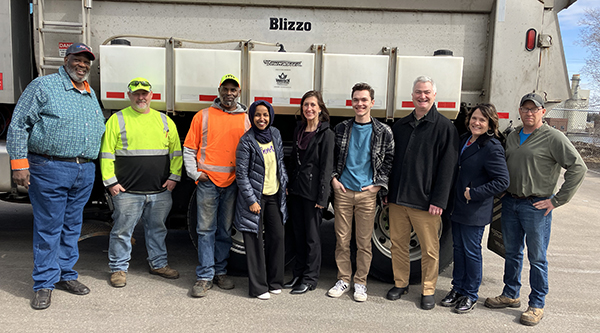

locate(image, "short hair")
[[465, 103, 500, 137], [412, 76, 437, 94], [299, 90, 330, 123], [351, 82, 375, 100]]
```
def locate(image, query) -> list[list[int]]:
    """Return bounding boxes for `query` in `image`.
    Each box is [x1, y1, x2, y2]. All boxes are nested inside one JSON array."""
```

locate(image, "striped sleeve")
[[99, 114, 120, 187]]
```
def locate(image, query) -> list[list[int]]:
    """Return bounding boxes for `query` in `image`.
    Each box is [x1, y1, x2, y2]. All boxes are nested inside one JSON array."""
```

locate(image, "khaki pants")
[[333, 188, 378, 285], [389, 203, 441, 295]]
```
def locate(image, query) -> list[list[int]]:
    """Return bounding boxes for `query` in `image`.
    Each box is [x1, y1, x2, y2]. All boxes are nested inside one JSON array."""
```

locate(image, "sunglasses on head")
[[129, 81, 151, 88]]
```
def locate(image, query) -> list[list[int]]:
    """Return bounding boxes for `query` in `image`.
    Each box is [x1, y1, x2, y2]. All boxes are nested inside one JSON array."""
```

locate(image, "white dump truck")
[[0, 0, 577, 281]]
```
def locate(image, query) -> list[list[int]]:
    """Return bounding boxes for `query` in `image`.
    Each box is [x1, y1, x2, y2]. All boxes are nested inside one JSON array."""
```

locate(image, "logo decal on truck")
[[269, 18, 312, 31], [276, 73, 290, 86], [263, 60, 303, 67]]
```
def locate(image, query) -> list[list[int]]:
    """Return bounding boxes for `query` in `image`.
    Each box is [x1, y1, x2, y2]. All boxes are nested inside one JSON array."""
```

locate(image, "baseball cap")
[[520, 93, 545, 108], [219, 74, 240, 87], [128, 77, 152, 92], [65, 43, 95, 61]]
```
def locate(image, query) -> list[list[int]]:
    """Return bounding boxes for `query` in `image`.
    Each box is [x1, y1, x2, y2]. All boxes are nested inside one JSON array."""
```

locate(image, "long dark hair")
[[465, 103, 500, 137], [298, 90, 330, 123]]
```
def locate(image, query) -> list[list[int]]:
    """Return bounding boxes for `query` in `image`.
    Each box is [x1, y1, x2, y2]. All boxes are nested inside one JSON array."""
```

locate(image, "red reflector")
[[152, 93, 161, 100], [346, 100, 352, 106], [526, 28, 537, 51], [290, 98, 302, 105], [498, 112, 509, 119], [255, 97, 273, 103], [437, 102, 456, 109], [199, 95, 217, 102], [106, 92, 125, 99], [402, 101, 414, 108]]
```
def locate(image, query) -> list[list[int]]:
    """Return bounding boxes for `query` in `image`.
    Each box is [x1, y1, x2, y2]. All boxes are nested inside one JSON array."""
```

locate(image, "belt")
[[34, 153, 93, 164], [509, 193, 539, 200]]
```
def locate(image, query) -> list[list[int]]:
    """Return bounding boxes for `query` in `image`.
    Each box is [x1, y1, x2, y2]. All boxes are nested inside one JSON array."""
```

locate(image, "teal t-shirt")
[[339, 122, 374, 191]]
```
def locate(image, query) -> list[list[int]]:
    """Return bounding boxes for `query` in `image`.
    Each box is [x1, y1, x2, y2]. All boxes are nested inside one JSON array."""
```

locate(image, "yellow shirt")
[[258, 141, 279, 195]]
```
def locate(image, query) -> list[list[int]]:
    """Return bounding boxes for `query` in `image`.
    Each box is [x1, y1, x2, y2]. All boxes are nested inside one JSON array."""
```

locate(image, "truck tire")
[[369, 203, 453, 284], [186, 188, 294, 275]]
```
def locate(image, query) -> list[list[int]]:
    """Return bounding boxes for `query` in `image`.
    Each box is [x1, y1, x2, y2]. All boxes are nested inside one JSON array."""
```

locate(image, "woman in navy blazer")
[[441, 104, 509, 313]]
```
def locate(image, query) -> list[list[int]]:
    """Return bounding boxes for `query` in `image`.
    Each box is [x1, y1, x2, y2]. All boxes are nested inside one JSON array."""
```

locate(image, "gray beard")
[[65, 65, 90, 83]]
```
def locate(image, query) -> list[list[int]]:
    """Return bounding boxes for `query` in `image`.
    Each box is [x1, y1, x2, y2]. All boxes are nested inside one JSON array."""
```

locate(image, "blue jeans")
[[501, 195, 552, 308], [451, 221, 485, 302], [108, 190, 172, 272], [28, 153, 95, 291], [195, 179, 237, 280]]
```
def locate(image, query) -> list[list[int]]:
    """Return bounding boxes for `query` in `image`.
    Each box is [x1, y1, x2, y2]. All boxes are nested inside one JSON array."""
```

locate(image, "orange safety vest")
[[184, 106, 250, 187]]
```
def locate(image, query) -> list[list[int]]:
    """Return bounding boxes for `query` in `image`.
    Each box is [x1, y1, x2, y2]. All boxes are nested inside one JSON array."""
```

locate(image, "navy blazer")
[[450, 133, 509, 226]]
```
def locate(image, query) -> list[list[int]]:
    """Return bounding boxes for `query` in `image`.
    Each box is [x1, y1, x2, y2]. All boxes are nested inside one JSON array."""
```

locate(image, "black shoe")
[[283, 277, 300, 289], [31, 289, 52, 310], [421, 294, 435, 310], [55, 279, 90, 295], [440, 289, 463, 307], [454, 296, 476, 314], [386, 286, 409, 300], [290, 283, 314, 294]]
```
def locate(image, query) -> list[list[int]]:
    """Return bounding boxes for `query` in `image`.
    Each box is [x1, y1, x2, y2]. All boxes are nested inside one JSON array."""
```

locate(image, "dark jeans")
[[243, 194, 284, 296], [289, 194, 322, 287], [28, 153, 95, 291], [451, 221, 485, 302]]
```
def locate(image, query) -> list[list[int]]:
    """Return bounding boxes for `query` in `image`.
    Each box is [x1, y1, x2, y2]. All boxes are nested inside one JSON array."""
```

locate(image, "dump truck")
[[0, 0, 577, 282]]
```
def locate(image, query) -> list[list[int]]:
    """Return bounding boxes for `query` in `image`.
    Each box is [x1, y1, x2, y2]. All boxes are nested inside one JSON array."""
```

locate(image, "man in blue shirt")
[[327, 83, 394, 302], [7, 43, 106, 310]]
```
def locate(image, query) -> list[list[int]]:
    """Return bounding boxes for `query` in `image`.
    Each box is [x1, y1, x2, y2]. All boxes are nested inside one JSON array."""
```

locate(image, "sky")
[[558, 0, 598, 92]]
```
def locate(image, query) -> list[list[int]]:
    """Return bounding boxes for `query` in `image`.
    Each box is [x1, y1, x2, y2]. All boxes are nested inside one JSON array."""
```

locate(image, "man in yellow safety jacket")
[[183, 74, 250, 297], [100, 77, 182, 288]]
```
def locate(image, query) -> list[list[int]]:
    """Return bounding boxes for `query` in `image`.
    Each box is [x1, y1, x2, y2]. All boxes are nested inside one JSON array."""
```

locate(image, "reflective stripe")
[[160, 112, 169, 133], [115, 149, 169, 156], [103, 176, 118, 187], [116, 111, 128, 150], [198, 163, 235, 173], [169, 174, 181, 182], [99, 152, 115, 160], [169, 150, 182, 159], [199, 108, 209, 164]]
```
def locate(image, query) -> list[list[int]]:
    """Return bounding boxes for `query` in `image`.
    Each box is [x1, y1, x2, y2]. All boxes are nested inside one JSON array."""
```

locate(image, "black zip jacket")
[[288, 121, 335, 207]]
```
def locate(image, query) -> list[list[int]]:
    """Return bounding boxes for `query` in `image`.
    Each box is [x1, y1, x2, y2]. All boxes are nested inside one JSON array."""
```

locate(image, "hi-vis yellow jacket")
[[100, 106, 182, 193]]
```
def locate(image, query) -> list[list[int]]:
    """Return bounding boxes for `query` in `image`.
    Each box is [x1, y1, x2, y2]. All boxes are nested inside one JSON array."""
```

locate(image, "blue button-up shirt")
[[7, 66, 106, 165]]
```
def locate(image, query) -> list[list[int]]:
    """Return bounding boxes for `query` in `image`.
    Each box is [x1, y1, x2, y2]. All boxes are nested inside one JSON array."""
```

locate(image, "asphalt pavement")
[[1, 171, 599, 332]]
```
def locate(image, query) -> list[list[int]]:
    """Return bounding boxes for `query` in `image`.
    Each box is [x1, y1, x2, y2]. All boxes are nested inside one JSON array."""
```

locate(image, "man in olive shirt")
[[485, 93, 587, 326]]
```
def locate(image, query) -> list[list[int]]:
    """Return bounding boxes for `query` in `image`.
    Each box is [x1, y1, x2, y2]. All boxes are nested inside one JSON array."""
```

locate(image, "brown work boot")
[[520, 307, 544, 326], [110, 271, 127, 288], [191, 280, 213, 298], [213, 274, 235, 290], [484, 295, 521, 308], [149, 265, 180, 279]]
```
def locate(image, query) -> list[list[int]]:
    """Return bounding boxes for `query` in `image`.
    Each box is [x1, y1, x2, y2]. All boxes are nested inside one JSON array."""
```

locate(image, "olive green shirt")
[[505, 123, 587, 208]]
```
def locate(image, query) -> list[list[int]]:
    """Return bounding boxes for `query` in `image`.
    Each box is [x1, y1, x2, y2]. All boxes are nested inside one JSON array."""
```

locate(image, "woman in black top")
[[284, 90, 335, 294]]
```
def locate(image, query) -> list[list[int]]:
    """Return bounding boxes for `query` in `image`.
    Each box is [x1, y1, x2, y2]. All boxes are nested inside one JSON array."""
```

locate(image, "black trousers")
[[242, 194, 284, 297], [289, 194, 322, 287]]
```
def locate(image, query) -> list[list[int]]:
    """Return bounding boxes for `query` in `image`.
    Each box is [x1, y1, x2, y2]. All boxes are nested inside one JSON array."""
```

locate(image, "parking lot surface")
[[1, 171, 599, 332]]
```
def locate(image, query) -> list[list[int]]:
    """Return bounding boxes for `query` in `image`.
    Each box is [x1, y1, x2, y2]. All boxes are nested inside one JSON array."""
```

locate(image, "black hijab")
[[248, 100, 275, 144]]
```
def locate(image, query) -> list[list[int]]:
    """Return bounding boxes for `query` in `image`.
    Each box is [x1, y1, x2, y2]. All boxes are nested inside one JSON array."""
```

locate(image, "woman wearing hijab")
[[284, 90, 334, 294], [234, 100, 288, 300], [441, 103, 509, 313]]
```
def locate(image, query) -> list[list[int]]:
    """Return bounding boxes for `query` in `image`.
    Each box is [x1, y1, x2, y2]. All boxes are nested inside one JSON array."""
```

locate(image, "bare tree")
[[578, 8, 600, 108]]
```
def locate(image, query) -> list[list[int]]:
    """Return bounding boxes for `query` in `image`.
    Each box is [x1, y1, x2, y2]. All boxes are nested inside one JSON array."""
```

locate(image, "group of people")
[[6, 42, 588, 327]]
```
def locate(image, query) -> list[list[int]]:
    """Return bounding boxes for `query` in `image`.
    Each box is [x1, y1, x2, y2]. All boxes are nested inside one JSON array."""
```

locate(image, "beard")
[[65, 63, 90, 83], [132, 100, 151, 112], [221, 96, 239, 109]]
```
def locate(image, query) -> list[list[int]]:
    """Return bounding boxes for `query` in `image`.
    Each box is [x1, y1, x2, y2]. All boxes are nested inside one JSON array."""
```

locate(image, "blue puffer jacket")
[[234, 127, 288, 234]]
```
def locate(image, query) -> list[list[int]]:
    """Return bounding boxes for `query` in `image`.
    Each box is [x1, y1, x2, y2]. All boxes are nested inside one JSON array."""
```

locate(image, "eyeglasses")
[[519, 107, 542, 114], [128, 81, 151, 88]]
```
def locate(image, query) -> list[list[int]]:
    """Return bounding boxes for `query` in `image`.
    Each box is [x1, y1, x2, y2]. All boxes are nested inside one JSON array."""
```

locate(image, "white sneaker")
[[257, 292, 271, 300], [269, 289, 282, 294], [327, 280, 349, 298], [353, 283, 367, 302]]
